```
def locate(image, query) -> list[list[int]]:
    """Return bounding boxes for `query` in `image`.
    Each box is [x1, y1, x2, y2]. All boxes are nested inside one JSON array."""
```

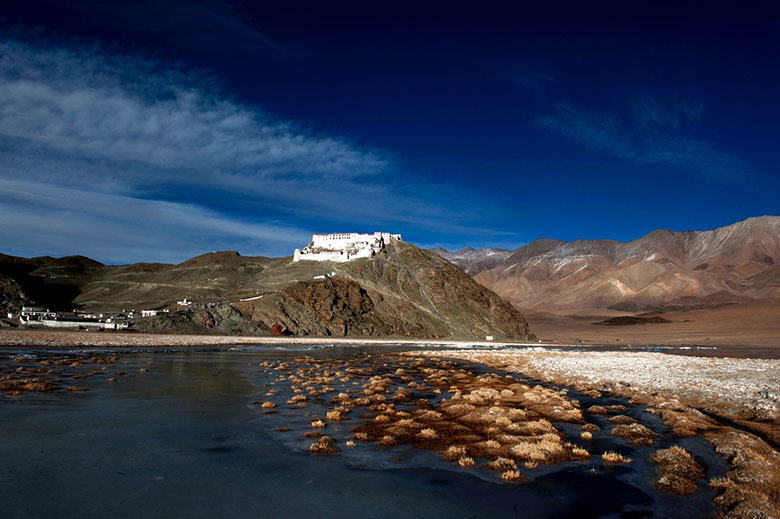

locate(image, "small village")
[[7, 297, 194, 331]]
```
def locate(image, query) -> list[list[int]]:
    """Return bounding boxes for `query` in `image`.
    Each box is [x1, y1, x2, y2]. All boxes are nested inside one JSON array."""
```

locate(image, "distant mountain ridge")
[[435, 216, 780, 312]]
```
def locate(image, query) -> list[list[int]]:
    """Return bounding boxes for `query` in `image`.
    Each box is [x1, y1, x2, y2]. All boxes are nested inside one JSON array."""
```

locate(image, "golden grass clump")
[[374, 414, 391, 423], [379, 435, 396, 446], [524, 461, 538, 469], [442, 403, 475, 417], [581, 423, 600, 433], [457, 456, 476, 467], [483, 439, 501, 450], [610, 423, 659, 445], [417, 410, 442, 421], [261, 401, 276, 409], [704, 428, 780, 519], [486, 457, 517, 472], [570, 445, 590, 458], [602, 451, 632, 464], [580, 431, 593, 439], [417, 428, 438, 439], [510, 439, 563, 462], [309, 436, 339, 454], [345, 440, 356, 447], [495, 416, 513, 427], [444, 445, 468, 461], [608, 414, 637, 425], [0, 379, 61, 394], [311, 419, 325, 428], [501, 470, 524, 482], [326, 409, 348, 421], [587, 405, 607, 415], [650, 445, 705, 495], [65, 386, 88, 392], [507, 408, 527, 421], [352, 432, 369, 441], [508, 419, 555, 436]]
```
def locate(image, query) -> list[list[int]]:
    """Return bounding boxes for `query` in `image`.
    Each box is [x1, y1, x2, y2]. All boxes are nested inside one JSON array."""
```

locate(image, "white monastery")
[[293, 232, 402, 262]]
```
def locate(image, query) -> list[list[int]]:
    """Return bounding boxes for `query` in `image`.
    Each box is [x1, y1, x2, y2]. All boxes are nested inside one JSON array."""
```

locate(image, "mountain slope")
[[0, 243, 533, 340], [436, 216, 780, 312]]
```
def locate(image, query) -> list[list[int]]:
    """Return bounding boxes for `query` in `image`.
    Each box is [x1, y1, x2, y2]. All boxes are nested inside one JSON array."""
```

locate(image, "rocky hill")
[[0, 242, 534, 340], [436, 216, 780, 312]]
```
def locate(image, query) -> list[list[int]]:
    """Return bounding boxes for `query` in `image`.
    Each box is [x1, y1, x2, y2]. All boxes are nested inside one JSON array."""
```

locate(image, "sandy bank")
[[0, 328, 534, 349]]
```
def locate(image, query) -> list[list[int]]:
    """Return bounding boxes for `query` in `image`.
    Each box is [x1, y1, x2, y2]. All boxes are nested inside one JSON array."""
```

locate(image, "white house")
[[293, 232, 402, 262]]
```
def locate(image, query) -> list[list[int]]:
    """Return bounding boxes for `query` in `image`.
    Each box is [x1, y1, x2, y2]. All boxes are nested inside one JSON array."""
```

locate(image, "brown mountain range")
[[434, 215, 780, 313]]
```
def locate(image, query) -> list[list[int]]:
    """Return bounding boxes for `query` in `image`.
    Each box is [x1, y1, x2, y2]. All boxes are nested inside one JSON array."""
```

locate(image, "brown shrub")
[[309, 436, 339, 454], [650, 446, 704, 495]]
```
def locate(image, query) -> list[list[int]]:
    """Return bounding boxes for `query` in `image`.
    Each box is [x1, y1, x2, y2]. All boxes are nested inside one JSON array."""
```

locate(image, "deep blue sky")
[[1, 1, 778, 263]]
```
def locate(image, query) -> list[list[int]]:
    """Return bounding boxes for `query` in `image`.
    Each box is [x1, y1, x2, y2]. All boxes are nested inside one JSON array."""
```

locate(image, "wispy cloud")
[[534, 96, 746, 181], [0, 38, 386, 183], [0, 34, 506, 262], [0, 178, 310, 264]]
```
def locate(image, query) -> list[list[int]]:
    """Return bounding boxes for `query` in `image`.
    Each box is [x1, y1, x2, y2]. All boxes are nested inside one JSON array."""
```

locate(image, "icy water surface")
[[0, 345, 726, 518]]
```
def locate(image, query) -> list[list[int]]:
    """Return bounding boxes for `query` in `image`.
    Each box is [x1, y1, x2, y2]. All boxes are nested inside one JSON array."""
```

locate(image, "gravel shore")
[[417, 350, 780, 416]]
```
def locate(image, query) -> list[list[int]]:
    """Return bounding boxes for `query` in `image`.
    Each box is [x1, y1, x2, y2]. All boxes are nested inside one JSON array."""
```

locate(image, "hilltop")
[[0, 242, 533, 340]]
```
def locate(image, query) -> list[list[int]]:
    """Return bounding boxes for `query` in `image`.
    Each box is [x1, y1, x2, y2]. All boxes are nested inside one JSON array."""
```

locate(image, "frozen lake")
[[0, 345, 725, 518]]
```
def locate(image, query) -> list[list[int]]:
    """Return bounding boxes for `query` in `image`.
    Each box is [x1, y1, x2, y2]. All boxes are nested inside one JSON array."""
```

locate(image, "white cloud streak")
[[0, 35, 508, 262], [535, 99, 746, 182], [0, 178, 310, 263]]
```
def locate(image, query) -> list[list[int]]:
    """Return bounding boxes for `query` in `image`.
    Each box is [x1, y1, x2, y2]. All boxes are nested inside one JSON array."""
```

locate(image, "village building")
[[293, 232, 402, 262]]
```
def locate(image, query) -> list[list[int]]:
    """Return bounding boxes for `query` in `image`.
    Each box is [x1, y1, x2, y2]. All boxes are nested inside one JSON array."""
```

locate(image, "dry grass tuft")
[[311, 419, 325, 428], [587, 405, 607, 415], [607, 414, 637, 425], [261, 401, 276, 409], [650, 445, 705, 495], [444, 445, 467, 461], [601, 451, 632, 464], [309, 436, 339, 454], [580, 431, 593, 440], [581, 423, 600, 433], [379, 435, 396, 446], [486, 457, 517, 472], [501, 470, 524, 482], [417, 428, 438, 439], [457, 456, 476, 467], [326, 409, 348, 421]]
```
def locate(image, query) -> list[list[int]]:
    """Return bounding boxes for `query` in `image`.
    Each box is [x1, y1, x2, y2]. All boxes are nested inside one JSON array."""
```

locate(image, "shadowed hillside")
[[0, 243, 534, 340]]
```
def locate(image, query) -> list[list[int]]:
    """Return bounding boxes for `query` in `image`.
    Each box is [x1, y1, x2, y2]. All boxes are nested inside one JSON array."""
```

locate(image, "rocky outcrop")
[[0, 275, 27, 314], [233, 241, 534, 339]]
